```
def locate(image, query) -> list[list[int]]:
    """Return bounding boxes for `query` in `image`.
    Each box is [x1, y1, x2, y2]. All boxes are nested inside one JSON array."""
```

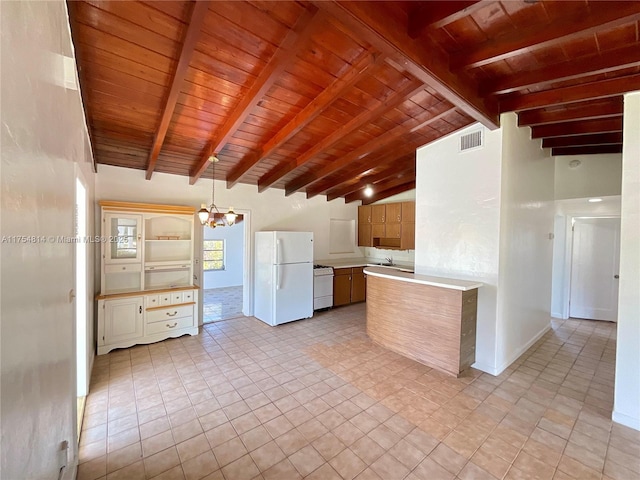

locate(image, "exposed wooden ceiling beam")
[[304, 121, 455, 199], [257, 81, 426, 192], [517, 98, 623, 126], [408, 1, 482, 38], [484, 45, 640, 95], [189, 6, 319, 185], [361, 181, 416, 205], [225, 49, 380, 188], [145, 1, 210, 180], [500, 73, 640, 113], [542, 132, 623, 148], [531, 118, 622, 139], [325, 160, 415, 201], [552, 145, 623, 156], [315, 1, 499, 128], [452, 4, 640, 70], [345, 172, 416, 203], [285, 104, 456, 196]]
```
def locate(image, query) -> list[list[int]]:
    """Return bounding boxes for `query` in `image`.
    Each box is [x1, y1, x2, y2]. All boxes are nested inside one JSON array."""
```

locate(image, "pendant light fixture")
[[199, 155, 224, 228], [198, 155, 240, 228]]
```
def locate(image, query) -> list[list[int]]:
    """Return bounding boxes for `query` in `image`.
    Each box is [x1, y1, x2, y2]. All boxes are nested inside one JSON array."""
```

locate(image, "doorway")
[[569, 217, 621, 321], [75, 174, 89, 436], [202, 210, 247, 323]]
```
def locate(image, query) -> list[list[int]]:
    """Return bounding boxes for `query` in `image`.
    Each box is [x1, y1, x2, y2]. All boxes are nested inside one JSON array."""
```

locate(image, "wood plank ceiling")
[[68, 1, 640, 204]]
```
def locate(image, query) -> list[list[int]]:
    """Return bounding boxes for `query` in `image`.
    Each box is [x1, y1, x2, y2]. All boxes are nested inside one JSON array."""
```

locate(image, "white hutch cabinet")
[[97, 201, 199, 354]]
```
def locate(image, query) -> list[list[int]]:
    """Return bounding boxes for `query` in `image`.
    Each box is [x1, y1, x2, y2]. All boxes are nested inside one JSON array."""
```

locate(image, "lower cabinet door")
[[351, 269, 366, 303], [333, 271, 352, 306], [105, 296, 143, 343]]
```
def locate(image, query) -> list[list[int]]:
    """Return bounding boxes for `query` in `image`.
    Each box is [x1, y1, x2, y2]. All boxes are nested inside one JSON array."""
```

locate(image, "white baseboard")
[[496, 323, 552, 375], [471, 361, 500, 376], [473, 323, 551, 377], [612, 411, 640, 431]]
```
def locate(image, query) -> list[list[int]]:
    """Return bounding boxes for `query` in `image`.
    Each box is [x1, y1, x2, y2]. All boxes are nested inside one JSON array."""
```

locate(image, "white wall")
[[96, 165, 360, 260], [613, 92, 640, 431], [415, 123, 503, 372], [415, 116, 555, 375], [550, 196, 621, 318], [496, 113, 555, 372], [96, 165, 361, 316], [1, 1, 94, 478], [203, 222, 244, 289], [555, 153, 622, 200]]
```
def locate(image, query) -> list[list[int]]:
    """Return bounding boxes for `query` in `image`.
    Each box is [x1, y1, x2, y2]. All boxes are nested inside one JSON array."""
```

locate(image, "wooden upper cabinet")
[[359, 201, 415, 248], [401, 202, 415, 223], [358, 205, 372, 224], [401, 222, 415, 250], [358, 223, 372, 247], [371, 204, 386, 223], [385, 203, 402, 224]]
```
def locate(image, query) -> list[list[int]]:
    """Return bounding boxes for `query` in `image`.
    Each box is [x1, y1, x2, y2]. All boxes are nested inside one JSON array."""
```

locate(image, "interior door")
[[570, 217, 620, 321]]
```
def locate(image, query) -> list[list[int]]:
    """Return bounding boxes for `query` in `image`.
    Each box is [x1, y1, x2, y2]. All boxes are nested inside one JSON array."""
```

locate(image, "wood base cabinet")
[[333, 267, 366, 306], [98, 287, 198, 355]]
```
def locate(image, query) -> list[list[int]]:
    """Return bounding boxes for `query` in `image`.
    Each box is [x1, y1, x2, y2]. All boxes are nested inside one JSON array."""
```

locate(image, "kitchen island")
[[363, 267, 482, 377]]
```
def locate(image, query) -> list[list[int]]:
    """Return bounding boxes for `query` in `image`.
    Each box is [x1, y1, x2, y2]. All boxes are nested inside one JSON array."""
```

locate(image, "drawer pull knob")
[[166, 311, 178, 317], [122, 267, 126, 270], [166, 322, 178, 328]]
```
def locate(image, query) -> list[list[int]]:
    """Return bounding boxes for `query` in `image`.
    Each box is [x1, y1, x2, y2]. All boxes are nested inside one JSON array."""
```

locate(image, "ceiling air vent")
[[459, 129, 483, 152]]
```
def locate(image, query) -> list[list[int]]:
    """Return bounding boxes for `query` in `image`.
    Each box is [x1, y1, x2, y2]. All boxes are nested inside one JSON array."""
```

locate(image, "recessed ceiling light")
[[363, 185, 373, 197], [588, 198, 603, 203]]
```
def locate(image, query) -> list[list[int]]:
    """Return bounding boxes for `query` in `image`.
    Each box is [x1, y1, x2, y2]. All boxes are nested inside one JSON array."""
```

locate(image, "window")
[[203, 239, 225, 271]]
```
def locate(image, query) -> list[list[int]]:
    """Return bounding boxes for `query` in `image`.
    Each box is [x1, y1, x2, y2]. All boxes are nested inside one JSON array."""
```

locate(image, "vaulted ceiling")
[[68, 1, 640, 204]]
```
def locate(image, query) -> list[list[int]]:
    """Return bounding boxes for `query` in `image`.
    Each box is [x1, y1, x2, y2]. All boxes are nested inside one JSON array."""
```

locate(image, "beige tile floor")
[[204, 287, 244, 323], [78, 303, 640, 480]]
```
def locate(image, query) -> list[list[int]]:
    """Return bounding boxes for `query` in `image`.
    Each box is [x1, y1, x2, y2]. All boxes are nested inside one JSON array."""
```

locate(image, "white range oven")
[[313, 265, 334, 310]]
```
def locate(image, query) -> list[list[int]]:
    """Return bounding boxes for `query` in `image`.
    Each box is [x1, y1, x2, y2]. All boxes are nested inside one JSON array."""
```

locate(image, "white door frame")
[[75, 167, 90, 397], [559, 214, 621, 319], [197, 208, 252, 325]]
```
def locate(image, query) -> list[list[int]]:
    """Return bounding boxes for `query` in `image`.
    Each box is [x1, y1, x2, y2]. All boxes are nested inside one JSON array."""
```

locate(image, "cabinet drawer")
[[334, 268, 351, 276], [147, 304, 194, 323], [104, 263, 142, 274], [159, 292, 173, 306], [145, 315, 193, 335], [183, 290, 195, 302], [171, 292, 183, 304], [145, 295, 160, 308]]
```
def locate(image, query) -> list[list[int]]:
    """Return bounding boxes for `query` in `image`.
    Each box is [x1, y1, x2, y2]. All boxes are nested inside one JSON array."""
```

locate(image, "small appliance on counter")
[[254, 231, 314, 326], [313, 265, 334, 310]]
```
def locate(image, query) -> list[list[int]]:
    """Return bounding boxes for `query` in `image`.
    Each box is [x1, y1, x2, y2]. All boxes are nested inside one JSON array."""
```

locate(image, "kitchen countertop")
[[363, 266, 483, 291], [314, 257, 414, 271]]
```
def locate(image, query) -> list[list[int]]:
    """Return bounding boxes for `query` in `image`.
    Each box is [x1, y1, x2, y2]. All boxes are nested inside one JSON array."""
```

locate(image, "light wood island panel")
[[365, 271, 479, 377]]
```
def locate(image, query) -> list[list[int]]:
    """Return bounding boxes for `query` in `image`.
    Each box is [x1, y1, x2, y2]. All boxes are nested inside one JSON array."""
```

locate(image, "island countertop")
[[363, 266, 483, 291]]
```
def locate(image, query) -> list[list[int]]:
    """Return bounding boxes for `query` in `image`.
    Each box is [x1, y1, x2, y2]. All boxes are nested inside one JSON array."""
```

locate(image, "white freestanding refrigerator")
[[254, 231, 314, 326]]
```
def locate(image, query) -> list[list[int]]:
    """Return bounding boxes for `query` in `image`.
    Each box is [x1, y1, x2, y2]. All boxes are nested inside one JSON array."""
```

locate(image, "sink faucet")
[[385, 256, 393, 264]]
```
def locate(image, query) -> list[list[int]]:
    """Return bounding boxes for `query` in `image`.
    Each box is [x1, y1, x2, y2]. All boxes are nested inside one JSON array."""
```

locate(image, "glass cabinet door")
[[103, 213, 142, 263]]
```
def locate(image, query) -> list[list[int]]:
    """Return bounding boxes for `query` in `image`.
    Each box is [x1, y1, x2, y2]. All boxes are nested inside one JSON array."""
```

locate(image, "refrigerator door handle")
[[276, 239, 281, 265], [276, 265, 282, 290]]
